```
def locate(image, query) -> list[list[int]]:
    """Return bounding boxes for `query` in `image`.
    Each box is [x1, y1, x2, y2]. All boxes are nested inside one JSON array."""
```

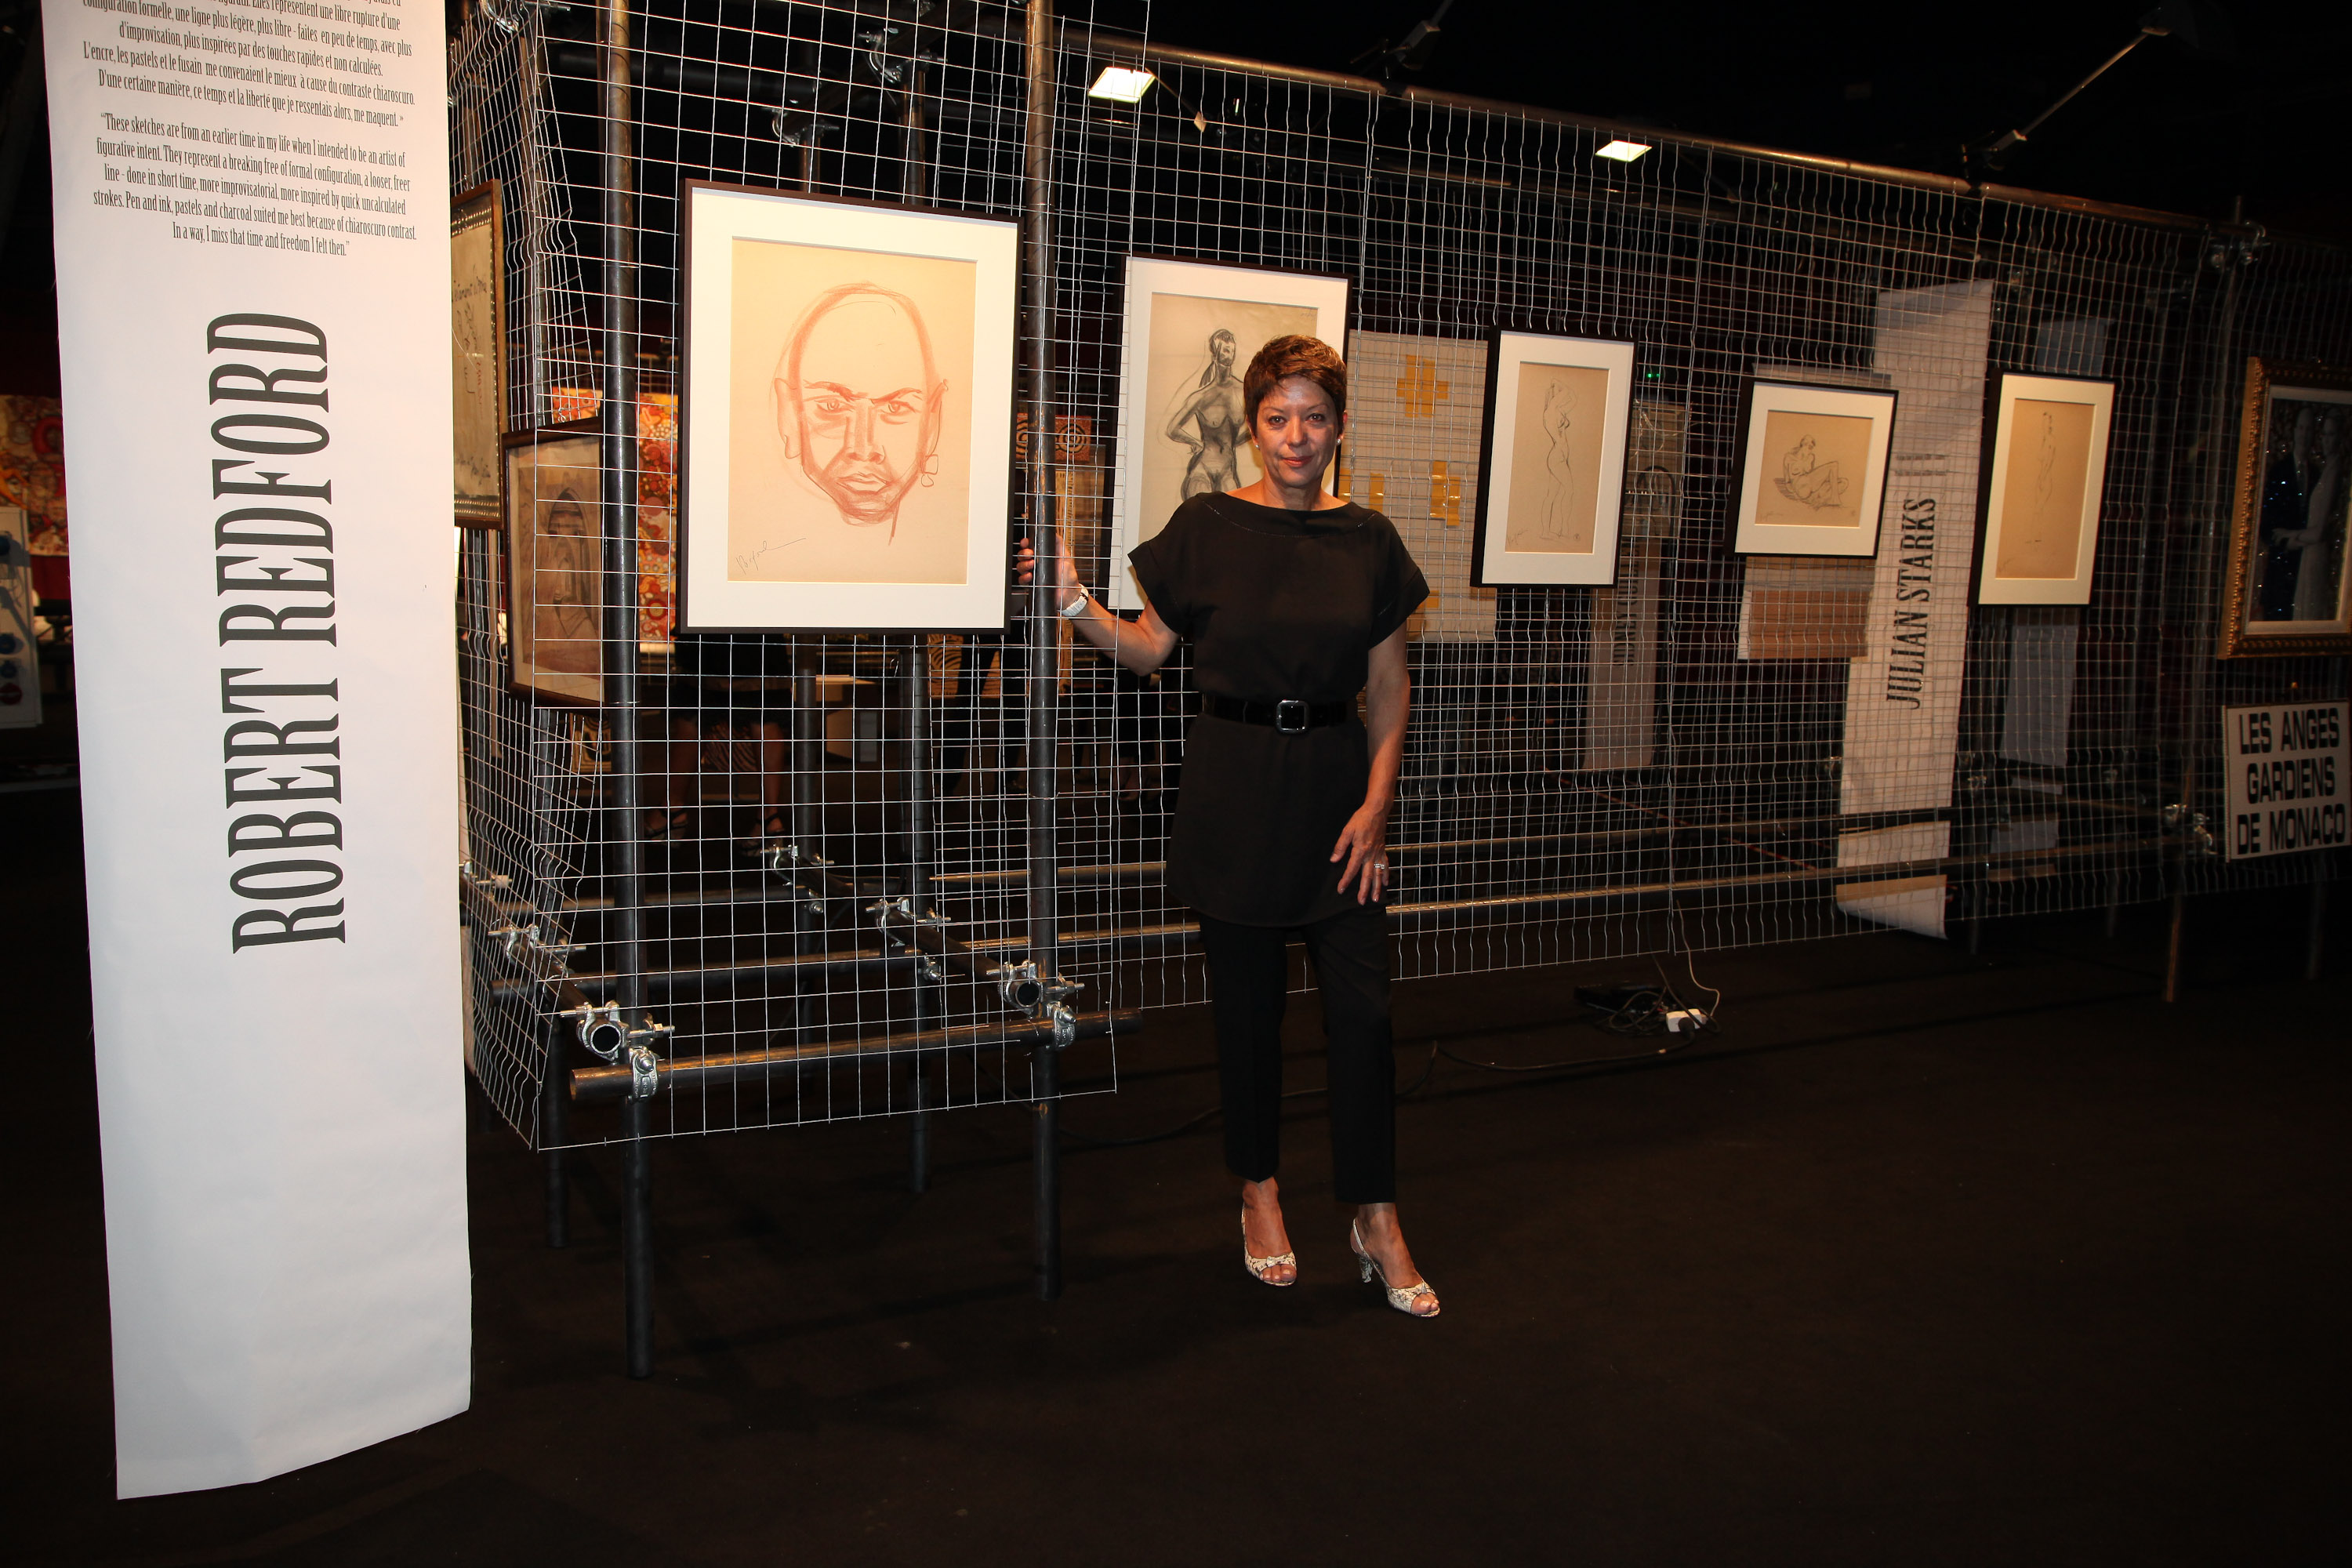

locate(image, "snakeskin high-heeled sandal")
[[1242, 1209, 1297, 1287], [1351, 1220, 1439, 1317]]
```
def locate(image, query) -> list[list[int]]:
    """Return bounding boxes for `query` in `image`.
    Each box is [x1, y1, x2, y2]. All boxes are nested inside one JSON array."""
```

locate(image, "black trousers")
[[1197, 904, 1396, 1204]]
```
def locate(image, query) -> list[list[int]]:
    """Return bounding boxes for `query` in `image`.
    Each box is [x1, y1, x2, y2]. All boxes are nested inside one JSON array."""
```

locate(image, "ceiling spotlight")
[[1087, 66, 1156, 103], [1596, 140, 1652, 162]]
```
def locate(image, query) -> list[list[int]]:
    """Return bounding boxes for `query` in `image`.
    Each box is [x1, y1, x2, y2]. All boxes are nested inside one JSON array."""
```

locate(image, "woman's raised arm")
[[1016, 534, 1181, 677]]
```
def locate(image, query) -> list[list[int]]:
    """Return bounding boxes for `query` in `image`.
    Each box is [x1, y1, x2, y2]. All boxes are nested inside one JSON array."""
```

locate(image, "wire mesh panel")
[[450, 1, 2349, 1152], [2168, 231, 2352, 897]]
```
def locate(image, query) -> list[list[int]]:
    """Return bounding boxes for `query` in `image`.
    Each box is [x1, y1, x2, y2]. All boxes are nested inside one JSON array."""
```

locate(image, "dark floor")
[[9, 790, 2349, 1565]]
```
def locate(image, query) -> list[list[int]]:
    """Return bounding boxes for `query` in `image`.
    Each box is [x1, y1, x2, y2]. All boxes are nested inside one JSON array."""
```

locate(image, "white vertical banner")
[[1835, 281, 1994, 936], [42, 0, 466, 1497]]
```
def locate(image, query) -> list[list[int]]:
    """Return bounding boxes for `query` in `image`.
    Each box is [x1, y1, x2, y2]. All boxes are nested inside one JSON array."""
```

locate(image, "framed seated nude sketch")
[[677, 181, 1019, 631], [2219, 358, 2352, 658], [1730, 379, 1899, 557]]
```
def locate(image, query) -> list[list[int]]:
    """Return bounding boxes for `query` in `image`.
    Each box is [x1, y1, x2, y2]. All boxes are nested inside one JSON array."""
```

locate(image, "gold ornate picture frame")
[[1975, 372, 2114, 606], [2220, 357, 2352, 658]]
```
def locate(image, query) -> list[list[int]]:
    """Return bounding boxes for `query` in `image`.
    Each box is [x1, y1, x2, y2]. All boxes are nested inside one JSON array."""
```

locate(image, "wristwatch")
[[1058, 588, 1090, 619]]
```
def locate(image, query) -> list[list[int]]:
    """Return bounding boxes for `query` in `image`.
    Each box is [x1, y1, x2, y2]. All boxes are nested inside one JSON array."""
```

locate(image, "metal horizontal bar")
[[874, 898, 1004, 983], [929, 860, 1163, 887], [502, 835, 2151, 1010], [1392, 837, 2148, 919], [569, 1007, 1142, 1104], [498, 948, 912, 1001], [1091, 34, 2273, 240]]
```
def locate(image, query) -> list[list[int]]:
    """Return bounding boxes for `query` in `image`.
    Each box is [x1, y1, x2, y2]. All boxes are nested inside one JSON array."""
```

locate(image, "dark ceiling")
[[1, 0, 2342, 400], [1134, 0, 2350, 240]]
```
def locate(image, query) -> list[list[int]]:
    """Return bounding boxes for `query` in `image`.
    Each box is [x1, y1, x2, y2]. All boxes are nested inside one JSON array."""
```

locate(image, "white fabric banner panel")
[[1839, 282, 1994, 818], [41, 0, 469, 1498]]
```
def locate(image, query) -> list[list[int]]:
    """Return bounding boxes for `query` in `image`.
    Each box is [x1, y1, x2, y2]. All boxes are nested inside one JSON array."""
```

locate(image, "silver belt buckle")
[[1274, 699, 1308, 734]]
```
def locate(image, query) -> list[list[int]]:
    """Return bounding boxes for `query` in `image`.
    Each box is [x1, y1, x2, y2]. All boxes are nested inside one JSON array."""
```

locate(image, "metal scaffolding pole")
[[908, 649, 935, 1193], [1019, 0, 1062, 1304], [599, 0, 652, 1381]]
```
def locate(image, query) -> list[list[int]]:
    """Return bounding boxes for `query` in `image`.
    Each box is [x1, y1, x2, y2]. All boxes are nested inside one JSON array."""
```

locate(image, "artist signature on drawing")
[[731, 536, 805, 575]]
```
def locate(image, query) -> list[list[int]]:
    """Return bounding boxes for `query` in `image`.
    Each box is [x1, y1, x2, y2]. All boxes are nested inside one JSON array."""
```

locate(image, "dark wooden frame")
[[452, 181, 508, 528], [503, 427, 607, 705]]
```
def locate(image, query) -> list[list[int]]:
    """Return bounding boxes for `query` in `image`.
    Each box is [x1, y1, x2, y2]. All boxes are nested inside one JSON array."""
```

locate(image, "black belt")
[[1203, 694, 1352, 734]]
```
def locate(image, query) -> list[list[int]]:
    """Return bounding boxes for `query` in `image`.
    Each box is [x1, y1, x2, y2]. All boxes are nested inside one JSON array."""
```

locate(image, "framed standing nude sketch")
[[452, 182, 506, 527], [677, 180, 1018, 631], [1731, 380, 1899, 557], [505, 430, 604, 705], [2219, 358, 2352, 657], [1975, 372, 2114, 605], [1470, 330, 1637, 586], [1109, 257, 1351, 609]]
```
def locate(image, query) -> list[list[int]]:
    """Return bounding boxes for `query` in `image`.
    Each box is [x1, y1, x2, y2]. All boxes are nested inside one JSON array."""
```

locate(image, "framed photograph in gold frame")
[[452, 181, 506, 528], [2220, 358, 2352, 658]]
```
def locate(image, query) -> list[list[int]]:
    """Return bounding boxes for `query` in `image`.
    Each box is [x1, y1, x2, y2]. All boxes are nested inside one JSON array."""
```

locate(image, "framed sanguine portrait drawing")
[[1731, 380, 1899, 557], [1109, 256, 1351, 609], [505, 430, 604, 705], [2220, 358, 2352, 658], [452, 182, 506, 528], [1470, 330, 1636, 586], [1975, 372, 2114, 605], [677, 180, 1019, 631]]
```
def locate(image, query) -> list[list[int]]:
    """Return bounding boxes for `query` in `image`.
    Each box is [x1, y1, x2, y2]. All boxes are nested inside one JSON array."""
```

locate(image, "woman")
[[1029, 335, 1438, 1316]]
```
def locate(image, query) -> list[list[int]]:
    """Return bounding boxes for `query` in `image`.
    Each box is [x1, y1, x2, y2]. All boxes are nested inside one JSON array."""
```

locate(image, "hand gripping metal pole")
[[1019, 0, 1062, 1304], [600, 0, 654, 1381]]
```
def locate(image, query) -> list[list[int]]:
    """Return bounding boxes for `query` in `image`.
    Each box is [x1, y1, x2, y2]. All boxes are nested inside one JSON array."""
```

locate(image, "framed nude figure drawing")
[[1470, 330, 1637, 586], [2219, 358, 2352, 657], [504, 430, 604, 705], [1731, 379, 1899, 557], [1109, 257, 1351, 609], [1975, 372, 2114, 606], [677, 180, 1020, 631]]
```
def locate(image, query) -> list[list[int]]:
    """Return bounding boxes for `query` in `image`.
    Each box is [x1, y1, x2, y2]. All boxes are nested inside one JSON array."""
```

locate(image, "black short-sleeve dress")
[[1128, 493, 1428, 927]]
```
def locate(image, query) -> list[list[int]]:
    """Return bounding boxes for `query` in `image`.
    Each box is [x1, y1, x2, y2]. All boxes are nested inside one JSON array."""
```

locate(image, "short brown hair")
[[1243, 335, 1347, 426]]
